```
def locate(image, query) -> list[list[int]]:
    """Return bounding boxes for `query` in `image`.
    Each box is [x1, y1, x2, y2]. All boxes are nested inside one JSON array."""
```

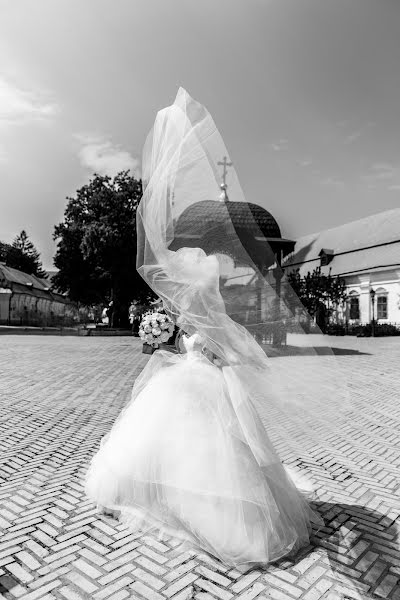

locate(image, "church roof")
[[284, 208, 400, 277], [174, 200, 283, 239]]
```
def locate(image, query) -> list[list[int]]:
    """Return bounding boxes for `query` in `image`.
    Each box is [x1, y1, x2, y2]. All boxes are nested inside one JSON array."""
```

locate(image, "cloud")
[[320, 176, 344, 187], [298, 158, 312, 167], [340, 121, 375, 145], [76, 134, 140, 177], [361, 162, 400, 190], [0, 77, 58, 126], [269, 138, 288, 152], [370, 162, 396, 180], [344, 130, 363, 145]]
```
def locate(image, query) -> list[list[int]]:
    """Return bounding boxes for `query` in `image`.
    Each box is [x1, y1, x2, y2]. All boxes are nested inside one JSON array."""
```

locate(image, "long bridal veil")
[[137, 88, 351, 445], [86, 88, 354, 569]]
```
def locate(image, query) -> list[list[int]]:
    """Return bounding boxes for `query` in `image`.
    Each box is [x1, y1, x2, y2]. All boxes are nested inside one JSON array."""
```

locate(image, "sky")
[[1, 0, 400, 270]]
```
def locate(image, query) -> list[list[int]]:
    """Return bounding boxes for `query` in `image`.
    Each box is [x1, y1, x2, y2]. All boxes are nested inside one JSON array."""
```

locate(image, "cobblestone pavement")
[[0, 335, 399, 600]]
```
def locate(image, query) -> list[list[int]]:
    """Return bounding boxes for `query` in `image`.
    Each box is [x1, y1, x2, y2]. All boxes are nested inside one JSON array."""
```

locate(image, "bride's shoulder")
[[166, 248, 219, 284]]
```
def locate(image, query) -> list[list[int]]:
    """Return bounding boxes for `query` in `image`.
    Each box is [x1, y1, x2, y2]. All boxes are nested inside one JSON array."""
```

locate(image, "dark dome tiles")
[[174, 200, 282, 239]]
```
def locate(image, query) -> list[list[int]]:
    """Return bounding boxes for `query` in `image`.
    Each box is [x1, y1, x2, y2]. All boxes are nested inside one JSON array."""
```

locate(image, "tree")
[[0, 241, 11, 263], [285, 266, 347, 331], [53, 171, 154, 326], [0, 232, 46, 278]]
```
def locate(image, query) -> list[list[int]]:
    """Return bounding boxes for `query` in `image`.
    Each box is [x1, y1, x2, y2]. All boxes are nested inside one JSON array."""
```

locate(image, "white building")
[[0, 262, 79, 327], [284, 208, 400, 327]]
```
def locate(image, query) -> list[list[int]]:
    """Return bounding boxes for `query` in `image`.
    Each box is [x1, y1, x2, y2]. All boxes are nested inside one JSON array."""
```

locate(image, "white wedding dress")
[[85, 333, 322, 570], [85, 87, 329, 570]]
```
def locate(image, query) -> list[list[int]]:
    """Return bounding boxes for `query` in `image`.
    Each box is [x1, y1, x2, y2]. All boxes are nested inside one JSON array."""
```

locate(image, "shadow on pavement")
[[264, 345, 371, 357], [268, 501, 400, 597]]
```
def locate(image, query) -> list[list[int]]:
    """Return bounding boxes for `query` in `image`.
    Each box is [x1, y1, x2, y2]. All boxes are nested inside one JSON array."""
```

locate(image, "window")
[[377, 295, 388, 320], [349, 296, 360, 320], [319, 248, 334, 266]]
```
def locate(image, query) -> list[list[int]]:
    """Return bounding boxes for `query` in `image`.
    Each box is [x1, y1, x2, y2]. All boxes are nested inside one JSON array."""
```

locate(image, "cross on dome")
[[217, 156, 233, 202], [218, 156, 233, 187]]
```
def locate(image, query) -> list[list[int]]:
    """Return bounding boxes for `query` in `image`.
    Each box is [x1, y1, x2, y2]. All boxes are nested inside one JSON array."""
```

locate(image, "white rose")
[[144, 324, 152, 333], [168, 324, 174, 333], [139, 330, 145, 339], [146, 334, 154, 343], [160, 331, 170, 342], [152, 327, 161, 336], [160, 322, 169, 330]]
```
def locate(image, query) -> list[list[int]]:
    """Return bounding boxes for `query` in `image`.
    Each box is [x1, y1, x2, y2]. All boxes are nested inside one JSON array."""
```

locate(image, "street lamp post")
[[370, 288, 376, 337]]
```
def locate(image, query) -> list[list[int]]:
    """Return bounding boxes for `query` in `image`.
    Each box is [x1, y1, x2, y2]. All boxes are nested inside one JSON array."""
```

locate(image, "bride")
[[85, 88, 330, 570]]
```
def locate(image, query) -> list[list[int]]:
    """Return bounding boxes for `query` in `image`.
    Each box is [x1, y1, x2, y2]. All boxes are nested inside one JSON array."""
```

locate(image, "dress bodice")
[[182, 333, 204, 357], [181, 333, 224, 368]]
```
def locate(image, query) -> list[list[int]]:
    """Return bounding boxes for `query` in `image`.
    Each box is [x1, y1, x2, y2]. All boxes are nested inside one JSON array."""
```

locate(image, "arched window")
[[375, 287, 388, 320], [348, 291, 360, 320]]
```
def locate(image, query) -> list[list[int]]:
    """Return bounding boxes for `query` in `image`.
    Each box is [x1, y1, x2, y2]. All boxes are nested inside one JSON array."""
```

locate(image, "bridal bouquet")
[[139, 310, 175, 348]]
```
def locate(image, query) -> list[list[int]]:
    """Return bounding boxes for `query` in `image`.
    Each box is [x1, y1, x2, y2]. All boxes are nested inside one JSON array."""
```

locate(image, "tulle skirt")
[[85, 350, 322, 570]]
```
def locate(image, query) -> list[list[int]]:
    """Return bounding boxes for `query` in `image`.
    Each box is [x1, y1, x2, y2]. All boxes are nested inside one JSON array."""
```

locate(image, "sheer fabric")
[[137, 87, 350, 424], [85, 88, 351, 569], [86, 345, 323, 569]]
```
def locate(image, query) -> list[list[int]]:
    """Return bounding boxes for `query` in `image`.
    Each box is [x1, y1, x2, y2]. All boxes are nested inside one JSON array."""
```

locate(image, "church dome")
[[174, 200, 282, 239]]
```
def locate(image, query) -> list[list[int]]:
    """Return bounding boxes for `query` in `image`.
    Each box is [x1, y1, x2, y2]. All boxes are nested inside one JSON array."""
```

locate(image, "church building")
[[284, 208, 400, 326], [169, 158, 294, 340]]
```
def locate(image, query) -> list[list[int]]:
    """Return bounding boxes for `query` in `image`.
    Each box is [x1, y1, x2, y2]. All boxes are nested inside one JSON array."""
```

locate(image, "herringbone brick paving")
[[0, 335, 399, 600]]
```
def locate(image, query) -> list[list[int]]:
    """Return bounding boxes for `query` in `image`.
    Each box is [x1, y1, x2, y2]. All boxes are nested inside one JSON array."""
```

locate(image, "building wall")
[[0, 288, 78, 326], [344, 269, 400, 325]]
